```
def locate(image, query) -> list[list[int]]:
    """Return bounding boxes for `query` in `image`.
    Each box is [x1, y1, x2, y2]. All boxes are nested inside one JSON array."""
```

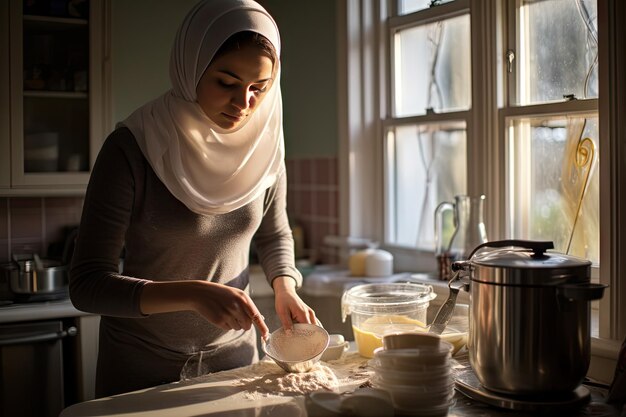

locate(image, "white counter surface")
[[0, 298, 93, 323], [58, 347, 621, 417], [60, 351, 374, 417]]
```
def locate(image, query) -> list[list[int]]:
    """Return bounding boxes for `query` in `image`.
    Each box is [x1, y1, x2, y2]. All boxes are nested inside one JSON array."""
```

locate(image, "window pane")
[[398, 0, 455, 15], [518, 0, 598, 104], [508, 115, 599, 264], [386, 123, 466, 249], [393, 14, 471, 117]]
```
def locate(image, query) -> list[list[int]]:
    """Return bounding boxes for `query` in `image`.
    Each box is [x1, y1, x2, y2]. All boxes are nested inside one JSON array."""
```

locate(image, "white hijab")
[[120, 0, 284, 215]]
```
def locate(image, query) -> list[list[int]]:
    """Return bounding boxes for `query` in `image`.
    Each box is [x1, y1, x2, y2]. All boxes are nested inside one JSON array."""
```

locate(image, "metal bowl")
[[262, 323, 330, 373]]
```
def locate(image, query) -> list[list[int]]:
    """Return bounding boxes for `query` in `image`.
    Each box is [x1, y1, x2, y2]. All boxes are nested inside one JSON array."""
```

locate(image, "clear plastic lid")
[[341, 282, 436, 320]]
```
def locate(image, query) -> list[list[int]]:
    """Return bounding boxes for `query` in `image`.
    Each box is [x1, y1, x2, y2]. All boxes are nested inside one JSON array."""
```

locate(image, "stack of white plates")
[[369, 333, 455, 416]]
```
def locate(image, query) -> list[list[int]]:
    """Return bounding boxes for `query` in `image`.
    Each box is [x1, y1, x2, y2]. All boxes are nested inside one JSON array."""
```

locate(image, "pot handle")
[[557, 283, 608, 301], [467, 239, 554, 260]]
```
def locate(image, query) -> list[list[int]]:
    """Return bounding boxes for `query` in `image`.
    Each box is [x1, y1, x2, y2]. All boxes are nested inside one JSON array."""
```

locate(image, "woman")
[[69, 0, 317, 398]]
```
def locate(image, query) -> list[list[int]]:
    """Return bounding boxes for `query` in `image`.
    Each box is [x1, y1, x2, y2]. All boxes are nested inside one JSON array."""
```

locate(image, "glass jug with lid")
[[434, 195, 488, 280]]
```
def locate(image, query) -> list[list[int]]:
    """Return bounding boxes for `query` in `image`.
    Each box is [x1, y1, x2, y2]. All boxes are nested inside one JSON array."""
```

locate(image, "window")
[[504, 0, 599, 265], [338, 0, 626, 348], [384, 1, 471, 254]]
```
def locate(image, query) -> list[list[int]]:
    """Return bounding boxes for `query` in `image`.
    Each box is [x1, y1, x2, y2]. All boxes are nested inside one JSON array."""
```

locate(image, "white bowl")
[[382, 331, 442, 350], [371, 374, 455, 411], [321, 334, 350, 361], [373, 341, 453, 369], [371, 364, 452, 386]]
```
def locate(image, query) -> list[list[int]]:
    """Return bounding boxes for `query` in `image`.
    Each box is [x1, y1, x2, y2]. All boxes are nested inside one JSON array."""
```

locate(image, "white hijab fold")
[[120, 0, 285, 215]]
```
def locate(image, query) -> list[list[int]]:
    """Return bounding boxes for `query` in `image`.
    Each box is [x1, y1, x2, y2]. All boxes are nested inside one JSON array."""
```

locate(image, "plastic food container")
[[341, 283, 436, 357]]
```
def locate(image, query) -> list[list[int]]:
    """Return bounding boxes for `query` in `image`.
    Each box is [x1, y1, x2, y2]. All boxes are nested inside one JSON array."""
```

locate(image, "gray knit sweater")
[[70, 127, 301, 397]]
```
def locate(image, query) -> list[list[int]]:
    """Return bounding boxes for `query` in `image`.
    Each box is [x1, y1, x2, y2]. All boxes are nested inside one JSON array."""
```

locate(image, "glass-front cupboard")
[[1, 0, 109, 195]]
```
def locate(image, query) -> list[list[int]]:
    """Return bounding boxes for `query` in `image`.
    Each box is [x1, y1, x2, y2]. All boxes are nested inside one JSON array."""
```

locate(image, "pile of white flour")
[[230, 352, 372, 399]]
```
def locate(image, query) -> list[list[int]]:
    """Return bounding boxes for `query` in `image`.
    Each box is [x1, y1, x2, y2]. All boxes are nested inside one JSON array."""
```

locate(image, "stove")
[[454, 365, 591, 412]]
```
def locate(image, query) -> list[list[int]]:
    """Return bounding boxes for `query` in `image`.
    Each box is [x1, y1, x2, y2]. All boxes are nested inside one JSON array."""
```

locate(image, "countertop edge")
[[0, 299, 95, 323]]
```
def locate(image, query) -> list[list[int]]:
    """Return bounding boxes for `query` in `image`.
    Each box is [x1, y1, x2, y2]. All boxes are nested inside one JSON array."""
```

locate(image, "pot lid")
[[462, 240, 591, 286], [470, 240, 591, 269]]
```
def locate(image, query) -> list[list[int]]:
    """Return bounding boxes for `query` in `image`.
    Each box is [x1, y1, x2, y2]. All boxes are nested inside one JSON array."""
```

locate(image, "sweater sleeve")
[[69, 129, 149, 317], [253, 170, 303, 289]]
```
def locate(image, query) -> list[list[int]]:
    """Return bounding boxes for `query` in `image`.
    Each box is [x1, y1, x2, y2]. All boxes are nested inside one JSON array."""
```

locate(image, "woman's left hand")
[[272, 276, 317, 331]]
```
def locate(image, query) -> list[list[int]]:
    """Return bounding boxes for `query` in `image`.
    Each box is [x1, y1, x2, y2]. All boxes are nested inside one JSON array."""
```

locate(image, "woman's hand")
[[140, 280, 269, 339], [272, 276, 317, 331]]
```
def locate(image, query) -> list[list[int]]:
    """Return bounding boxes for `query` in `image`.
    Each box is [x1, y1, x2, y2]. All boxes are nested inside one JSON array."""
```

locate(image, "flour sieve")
[[262, 323, 330, 373]]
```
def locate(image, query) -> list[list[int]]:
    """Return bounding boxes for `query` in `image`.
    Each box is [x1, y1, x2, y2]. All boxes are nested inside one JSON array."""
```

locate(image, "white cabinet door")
[[77, 315, 100, 402], [4, 0, 109, 195], [0, 0, 10, 189]]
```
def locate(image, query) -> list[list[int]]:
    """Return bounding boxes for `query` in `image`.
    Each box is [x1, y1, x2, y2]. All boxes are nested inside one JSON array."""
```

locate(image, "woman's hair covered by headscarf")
[[169, 0, 281, 101], [119, 0, 286, 215]]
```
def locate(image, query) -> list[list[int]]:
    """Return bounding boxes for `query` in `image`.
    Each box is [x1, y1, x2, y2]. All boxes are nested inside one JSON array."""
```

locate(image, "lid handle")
[[468, 240, 554, 260]]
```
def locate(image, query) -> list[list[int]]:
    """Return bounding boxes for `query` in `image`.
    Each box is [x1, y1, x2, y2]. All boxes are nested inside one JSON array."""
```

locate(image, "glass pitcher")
[[434, 195, 488, 280]]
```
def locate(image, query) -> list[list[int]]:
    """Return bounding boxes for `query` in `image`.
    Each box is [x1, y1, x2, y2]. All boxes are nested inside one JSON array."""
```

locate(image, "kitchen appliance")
[[450, 240, 606, 399], [0, 319, 79, 417], [454, 365, 591, 412]]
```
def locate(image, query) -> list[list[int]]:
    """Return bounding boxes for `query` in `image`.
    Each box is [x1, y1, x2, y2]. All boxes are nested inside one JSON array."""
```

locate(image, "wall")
[[1, 0, 340, 265], [110, 0, 338, 159], [257, 0, 338, 158], [110, 0, 197, 124], [0, 197, 84, 262]]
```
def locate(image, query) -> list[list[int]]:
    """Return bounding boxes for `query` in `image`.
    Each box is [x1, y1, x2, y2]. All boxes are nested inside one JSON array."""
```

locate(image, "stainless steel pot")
[[452, 240, 606, 396], [1, 257, 68, 300]]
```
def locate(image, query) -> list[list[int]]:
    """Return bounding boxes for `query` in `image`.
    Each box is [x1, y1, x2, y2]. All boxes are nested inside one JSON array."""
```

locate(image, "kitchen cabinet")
[[76, 314, 99, 401], [1, 1, 10, 188], [1, 0, 110, 196]]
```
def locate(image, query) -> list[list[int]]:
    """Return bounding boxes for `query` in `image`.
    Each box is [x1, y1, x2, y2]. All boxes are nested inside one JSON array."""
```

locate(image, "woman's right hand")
[[140, 280, 269, 339]]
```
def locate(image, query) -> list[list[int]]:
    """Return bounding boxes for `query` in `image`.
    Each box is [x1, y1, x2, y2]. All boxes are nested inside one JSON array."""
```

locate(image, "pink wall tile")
[[299, 190, 312, 217], [44, 197, 83, 244], [286, 190, 297, 219], [313, 158, 331, 186], [0, 242, 6, 263], [10, 240, 44, 257], [10, 198, 42, 239], [2, 197, 84, 260], [285, 156, 339, 264], [314, 190, 330, 217], [299, 159, 312, 185], [286, 159, 297, 186], [0, 243, 8, 262], [330, 189, 338, 218], [0, 198, 8, 240], [329, 158, 337, 186]]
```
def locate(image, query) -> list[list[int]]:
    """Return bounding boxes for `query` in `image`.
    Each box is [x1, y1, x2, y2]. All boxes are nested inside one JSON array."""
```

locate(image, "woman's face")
[[196, 44, 274, 130]]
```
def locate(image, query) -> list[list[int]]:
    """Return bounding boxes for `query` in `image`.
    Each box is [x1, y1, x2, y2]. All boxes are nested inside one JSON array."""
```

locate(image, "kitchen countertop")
[[0, 298, 93, 323], [59, 345, 623, 417], [60, 350, 374, 417]]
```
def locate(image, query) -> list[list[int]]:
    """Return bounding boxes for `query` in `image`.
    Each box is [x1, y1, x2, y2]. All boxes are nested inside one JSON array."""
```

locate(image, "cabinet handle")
[[0, 326, 77, 346]]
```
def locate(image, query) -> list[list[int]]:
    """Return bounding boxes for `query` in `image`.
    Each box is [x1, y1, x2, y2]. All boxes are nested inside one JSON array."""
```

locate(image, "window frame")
[[337, 0, 626, 370]]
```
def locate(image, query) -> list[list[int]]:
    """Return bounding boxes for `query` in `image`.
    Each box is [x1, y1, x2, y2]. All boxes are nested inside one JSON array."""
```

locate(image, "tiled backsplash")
[[0, 156, 339, 265], [0, 197, 84, 262], [285, 156, 339, 265]]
